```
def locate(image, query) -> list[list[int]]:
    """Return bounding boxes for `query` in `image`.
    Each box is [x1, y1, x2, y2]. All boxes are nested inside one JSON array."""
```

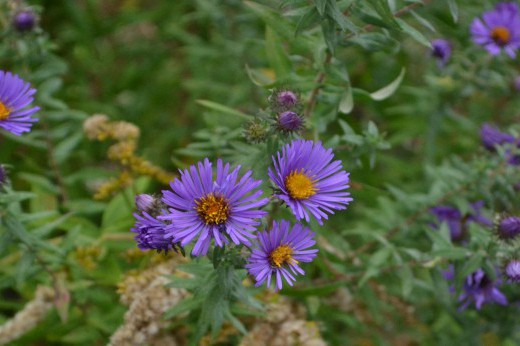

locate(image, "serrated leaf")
[[369, 67, 405, 101]]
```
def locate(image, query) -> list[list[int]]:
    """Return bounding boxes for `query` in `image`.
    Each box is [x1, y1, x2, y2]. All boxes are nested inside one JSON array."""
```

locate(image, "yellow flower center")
[[491, 26, 511, 46], [269, 244, 297, 267], [196, 193, 230, 225], [285, 169, 317, 200], [0, 102, 12, 121]]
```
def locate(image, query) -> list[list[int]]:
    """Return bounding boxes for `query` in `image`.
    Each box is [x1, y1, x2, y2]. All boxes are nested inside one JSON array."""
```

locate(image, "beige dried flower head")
[[83, 114, 111, 140]]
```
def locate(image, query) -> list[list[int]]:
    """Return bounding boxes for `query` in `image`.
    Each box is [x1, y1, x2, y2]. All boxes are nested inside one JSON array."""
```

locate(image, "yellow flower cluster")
[[83, 114, 175, 200], [74, 246, 104, 270]]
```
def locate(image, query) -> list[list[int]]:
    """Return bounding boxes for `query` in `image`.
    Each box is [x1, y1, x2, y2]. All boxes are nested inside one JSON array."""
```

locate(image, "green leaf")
[[339, 86, 354, 114], [369, 67, 405, 101], [245, 64, 275, 87], [196, 100, 250, 120], [164, 296, 204, 319], [314, 0, 327, 15], [396, 18, 432, 48], [447, 0, 458, 23], [265, 26, 292, 78]]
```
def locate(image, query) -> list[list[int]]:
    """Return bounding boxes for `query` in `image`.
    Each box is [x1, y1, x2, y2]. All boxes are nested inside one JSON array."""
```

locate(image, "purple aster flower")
[[276, 111, 304, 134], [0, 71, 39, 136], [504, 259, 520, 282], [246, 220, 318, 291], [430, 201, 492, 243], [470, 2, 520, 58], [135, 193, 155, 212], [431, 39, 452, 67], [161, 159, 268, 256], [458, 269, 508, 310], [12, 10, 37, 32], [269, 139, 352, 225], [495, 215, 520, 240], [131, 212, 172, 253], [480, 123, 515, 151]]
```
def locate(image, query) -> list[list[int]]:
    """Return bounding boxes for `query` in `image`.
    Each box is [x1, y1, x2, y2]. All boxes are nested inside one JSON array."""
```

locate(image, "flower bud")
[[135, 194, 155, 212], [277, 111, 303, 134], [12, 10, 37, 33], [431, 39, 452, 68], [504, 259, 520, 282], [496, 216, 520, 240], [243, 119, 269, 143]]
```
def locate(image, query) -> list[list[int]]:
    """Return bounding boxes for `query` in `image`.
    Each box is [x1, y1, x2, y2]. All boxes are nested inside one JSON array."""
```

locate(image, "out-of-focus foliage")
[[2, 0, 520, 345]]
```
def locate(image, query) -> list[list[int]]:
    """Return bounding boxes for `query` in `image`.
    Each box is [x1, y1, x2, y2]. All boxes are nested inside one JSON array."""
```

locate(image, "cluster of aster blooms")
[[131, 139, 352, 290], [431, 193, 520, 309], [431, 2, 520, 68], [243, 89, 304, 143]]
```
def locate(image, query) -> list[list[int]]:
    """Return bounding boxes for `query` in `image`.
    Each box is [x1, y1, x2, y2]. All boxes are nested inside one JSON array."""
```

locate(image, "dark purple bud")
[[12, 10, 37, 32], [431, 39, 452, 67], [504, 259, 520, 282], [135, 194, 155, 212], [277, 111, 303, 133], [497, 216, 520, 240]]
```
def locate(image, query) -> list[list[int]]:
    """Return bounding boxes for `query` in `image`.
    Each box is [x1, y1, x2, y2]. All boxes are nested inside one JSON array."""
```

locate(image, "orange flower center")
[[491, 26, 511, 46], [285, 169, 317, 200], [196, 193, 230, 225], [0, 102, 12, 121], [269, 244, 297, 267]]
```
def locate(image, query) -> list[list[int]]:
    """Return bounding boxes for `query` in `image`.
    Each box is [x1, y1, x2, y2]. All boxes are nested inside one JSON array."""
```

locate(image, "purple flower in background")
[[504, 259, 520, 282], [431, 39, 452, 67], [430, 202, 492, 243], [131, 212, 172, 253], [246, 220, 318, 291], [269, 139, 352, 225], [459, 269, 508, 310], [480, 123, 515, 151], [0, 71, 39, 136], [470, 2, 520, 58], [12, 10, 37, 32], [161, 159, 268, 256], [277, 111, 303, 133], [480, 123, 520, 165], [495, 216, 520, 240]]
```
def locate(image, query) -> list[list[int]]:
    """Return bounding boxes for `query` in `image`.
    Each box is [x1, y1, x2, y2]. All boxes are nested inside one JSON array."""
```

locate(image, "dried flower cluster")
[[109, 259, 189, 346], [83, 114, 175, 200], [0, 286, 54, 345]]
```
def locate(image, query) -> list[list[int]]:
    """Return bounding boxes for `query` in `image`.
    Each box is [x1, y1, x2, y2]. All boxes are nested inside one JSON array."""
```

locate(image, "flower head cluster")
[[268, 89, 304, 134], [246, 220, 318, 291], [471, 2, 520, 57], [431, 39, 452, 67], [430, 201, 491, 243], [270, 139, 352, 224], [0, 71, 39, 136], [161, 159, 268, 256]]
